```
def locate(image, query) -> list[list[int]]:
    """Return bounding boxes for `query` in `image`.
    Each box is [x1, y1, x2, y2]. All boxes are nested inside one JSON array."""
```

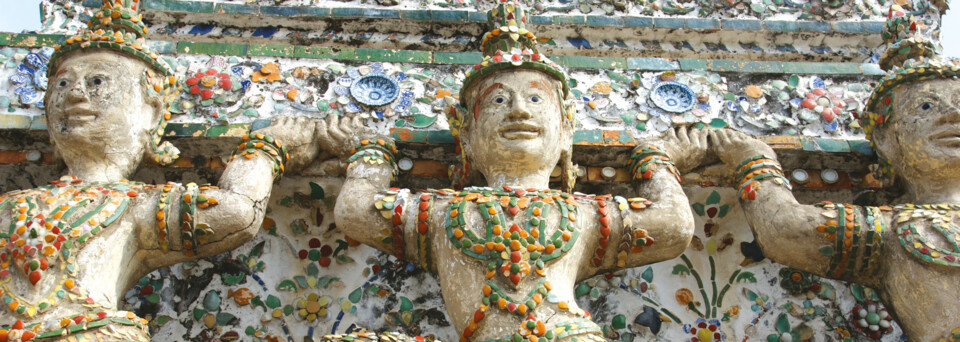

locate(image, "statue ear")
[[871, 126, 898, 169], [139, 71, 166, 133], [140, 71, 179, 165], [560, 92, 576, 148]]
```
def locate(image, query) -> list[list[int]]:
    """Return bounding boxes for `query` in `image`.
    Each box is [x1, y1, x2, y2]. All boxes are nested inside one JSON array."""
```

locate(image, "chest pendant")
[[894, 204, 960, 268], [445, 187, 580, 289]]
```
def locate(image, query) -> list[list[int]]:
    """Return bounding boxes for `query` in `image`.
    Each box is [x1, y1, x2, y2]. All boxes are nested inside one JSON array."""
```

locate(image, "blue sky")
[[0, 0, 958, 57]]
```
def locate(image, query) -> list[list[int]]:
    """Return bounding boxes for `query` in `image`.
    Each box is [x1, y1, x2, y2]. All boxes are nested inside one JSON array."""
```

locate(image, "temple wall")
[[1, 0, 947, 340]]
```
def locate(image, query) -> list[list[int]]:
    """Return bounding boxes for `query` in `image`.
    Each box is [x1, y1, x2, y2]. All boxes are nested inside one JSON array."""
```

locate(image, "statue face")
[[44, 50, 159, 173], [876, 78, 960, 181], [463, 69, 570, 178]]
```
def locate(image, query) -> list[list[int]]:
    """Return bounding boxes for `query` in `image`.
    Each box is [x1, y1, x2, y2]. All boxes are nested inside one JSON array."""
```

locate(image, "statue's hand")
[[709, 129, 776, 177], [254, 116, 330, 173], [316, 113, 365, 159], [661, 125, 709, 173]]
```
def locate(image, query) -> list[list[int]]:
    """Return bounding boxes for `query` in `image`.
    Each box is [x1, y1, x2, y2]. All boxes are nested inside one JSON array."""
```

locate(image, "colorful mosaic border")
[[125, 0, 888, 35], [0, 32, 886, 76]]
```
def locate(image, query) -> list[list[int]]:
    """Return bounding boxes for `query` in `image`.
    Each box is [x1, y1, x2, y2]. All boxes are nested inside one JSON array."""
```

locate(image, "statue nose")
[[947, 101, 960, 117], [507, 100, 531, 120], [65, 83, 87, 102], [936, 98, 960, 124]]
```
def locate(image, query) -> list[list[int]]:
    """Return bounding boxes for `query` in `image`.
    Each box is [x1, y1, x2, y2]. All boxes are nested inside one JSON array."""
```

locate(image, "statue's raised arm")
[[576, 127, 703, 279], [708, 4, 960, 340], [332, 2, 695, 341]]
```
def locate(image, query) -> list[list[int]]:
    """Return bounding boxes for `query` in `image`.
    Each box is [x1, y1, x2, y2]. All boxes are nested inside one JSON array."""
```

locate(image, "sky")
[[0, 0, 957, 57]]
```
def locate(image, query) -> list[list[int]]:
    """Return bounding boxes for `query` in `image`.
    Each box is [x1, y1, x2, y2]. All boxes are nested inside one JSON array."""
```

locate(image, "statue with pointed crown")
[[330, 1, 702, 341], [0, 0, 337, 340], [707, 1, 960, 340]]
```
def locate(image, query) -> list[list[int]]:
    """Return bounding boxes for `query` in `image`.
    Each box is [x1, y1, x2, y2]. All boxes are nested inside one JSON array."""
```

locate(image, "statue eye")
[[58, 80, 69, 88], [88, 76, 106, 87], [529, 95, 541, 103], [493, 96, 507, 104], [919, 102, 934, 111]]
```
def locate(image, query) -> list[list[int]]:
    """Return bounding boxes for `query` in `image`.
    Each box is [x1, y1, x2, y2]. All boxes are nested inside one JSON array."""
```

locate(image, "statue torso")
[[879, 204, 960, 341], [407, 187, 606, 342], [0, 178, 155, 340]]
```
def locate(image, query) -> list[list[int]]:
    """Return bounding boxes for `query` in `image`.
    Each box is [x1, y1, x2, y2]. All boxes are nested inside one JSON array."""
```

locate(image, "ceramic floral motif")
[[651, 81, 696, 113], [350, 74, 400, 107], [333, 63, 414, 119]]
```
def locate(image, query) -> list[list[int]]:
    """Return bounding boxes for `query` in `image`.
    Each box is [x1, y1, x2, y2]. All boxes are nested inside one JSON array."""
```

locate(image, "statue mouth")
[[930, 131, 960, 146], [61, 107, 99, 125], [499, 123, 541, 140]]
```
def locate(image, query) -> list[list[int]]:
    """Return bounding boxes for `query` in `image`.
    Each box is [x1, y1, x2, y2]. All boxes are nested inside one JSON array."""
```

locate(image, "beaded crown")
[[860, 2, 960, 141], [457, 0, 570, 108], [45, 0, 181, 165], [48, 0, 173, 77]]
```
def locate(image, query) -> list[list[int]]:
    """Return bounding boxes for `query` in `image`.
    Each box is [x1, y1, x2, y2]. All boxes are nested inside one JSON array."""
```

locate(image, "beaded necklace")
[[444, 186, 581, 287], [893, 203, 960, 267], [0, 177, 143, 318], [437, 186, 598, 341]]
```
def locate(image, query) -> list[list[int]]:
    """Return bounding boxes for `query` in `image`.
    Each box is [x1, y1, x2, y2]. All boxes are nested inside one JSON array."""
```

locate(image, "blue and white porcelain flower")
[[8, 48, 53, 108], [650, 81, 696, 113], [331, 63, 414, 119]]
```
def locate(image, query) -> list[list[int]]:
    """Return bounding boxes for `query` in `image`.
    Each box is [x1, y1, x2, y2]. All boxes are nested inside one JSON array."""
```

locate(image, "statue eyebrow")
[[474, 82, 504, 119], [528, 80, 551, 92], [56, 68, 68, 76]]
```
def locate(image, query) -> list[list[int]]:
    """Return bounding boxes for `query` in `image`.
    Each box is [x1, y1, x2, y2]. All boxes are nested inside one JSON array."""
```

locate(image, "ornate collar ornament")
[[445, 0, 575, 190], [0, 176, 140, 319], [860, 3, 960, 142], [46, 0, 181, 166]]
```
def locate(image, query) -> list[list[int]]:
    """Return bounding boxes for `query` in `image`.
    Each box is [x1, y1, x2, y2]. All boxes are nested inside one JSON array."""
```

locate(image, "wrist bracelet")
[[629, 146, 680, 182], [350, 139, 399, 161], [735, 155, 791, 200], [230, 133, 289, 179], [347, 139, 401, 180], [735, 155, 783, 180]]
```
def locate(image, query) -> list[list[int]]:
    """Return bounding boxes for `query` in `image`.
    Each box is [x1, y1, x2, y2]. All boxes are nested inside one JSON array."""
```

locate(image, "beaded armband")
[[157, 182, 220, 255], [347, 139, 401, 180], [815, 202, 886, 279], [629, 146, 680, 182], [613, 196, 656, 268], [230, 133, 289, 179], [156, 182, 176, 253], [735, 155, 791, 200], [181, 183, 200, 257]]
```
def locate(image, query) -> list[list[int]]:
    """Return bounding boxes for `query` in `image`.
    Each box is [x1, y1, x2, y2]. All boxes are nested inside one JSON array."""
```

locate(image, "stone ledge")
[[0, 32, 885, 76], [128, 0, 886, 35]]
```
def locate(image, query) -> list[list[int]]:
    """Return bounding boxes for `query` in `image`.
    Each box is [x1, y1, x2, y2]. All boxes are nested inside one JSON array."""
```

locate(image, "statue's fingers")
[[710, 129, 729, 146], [351, 115, 363, 131], [666, 126, 680, 143], [339, 113, 357, 133], [311, 119, 323, 141], [328, 112, 341, 129], [690, 127, 707, 148], [315, 115, 331, 143], [327, 115, 347, 142], [677, 125, 690, 145]]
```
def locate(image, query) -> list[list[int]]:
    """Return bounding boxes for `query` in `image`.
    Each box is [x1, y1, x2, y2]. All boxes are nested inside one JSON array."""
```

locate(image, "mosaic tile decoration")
[[1, 0, 947, 339], [0, 37, 883, 139]]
